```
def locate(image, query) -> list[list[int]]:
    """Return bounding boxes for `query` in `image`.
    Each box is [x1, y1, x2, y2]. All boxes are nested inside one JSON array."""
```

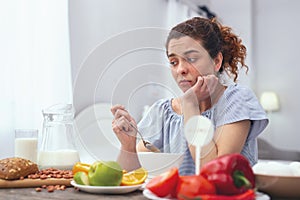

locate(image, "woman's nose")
[[177, 60, 189, 74]]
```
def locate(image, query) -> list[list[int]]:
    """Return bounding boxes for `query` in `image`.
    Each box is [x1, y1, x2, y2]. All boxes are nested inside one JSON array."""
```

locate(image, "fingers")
[[111, 104, 138, 150], [111, 104, 132, 121], [111, 104, 136, 131], [111, 104, 125, 115], [200, 75, 218, 89], [112, 118, 137, 148], [112, 119, 123, 135], [112, 116, 131, 133], [115, 108, 135, 124], [204, 75, 219, 93], [193, 76, 205, 94], [196, 76, 204, 87], [192, 75, 219, 100]]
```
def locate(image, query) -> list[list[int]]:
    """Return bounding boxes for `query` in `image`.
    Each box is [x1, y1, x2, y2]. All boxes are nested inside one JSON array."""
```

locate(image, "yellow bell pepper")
[[72, 162, 91, 174]]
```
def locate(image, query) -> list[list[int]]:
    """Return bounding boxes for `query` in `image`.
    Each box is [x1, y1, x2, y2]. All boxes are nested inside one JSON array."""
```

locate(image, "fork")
[[129, 123, 161, 153]]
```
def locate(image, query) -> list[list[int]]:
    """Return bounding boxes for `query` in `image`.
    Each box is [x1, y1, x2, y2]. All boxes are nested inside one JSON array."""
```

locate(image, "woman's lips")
[[179, 80, 192, 87]]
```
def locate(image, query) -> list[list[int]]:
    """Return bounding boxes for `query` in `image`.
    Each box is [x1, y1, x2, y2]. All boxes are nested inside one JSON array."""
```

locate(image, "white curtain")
[[0, 0, 72, 158]]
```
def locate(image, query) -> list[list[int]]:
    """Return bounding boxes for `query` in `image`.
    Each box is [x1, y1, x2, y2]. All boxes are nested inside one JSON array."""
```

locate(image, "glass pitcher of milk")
[[38, 104, 80, 170]]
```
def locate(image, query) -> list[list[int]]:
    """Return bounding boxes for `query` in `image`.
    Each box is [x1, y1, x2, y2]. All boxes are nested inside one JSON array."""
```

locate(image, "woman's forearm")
[[182, 98, 201, 124], [117, 146, 141, 172]]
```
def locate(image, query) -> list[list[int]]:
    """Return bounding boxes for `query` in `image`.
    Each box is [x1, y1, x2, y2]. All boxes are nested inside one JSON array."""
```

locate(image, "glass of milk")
[[14, 129, 38, 162]]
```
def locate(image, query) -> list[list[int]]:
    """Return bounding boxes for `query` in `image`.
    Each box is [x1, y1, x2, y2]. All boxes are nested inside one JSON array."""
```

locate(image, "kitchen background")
[[1, 0, 299, 159]]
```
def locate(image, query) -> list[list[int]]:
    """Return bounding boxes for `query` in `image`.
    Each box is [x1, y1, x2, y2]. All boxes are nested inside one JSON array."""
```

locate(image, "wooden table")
[[0, 187, 148, 200], [0, 187, 298, 200]]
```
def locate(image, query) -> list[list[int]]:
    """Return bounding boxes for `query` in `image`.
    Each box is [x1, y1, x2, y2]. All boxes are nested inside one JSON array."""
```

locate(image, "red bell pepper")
[[178, 189, 255, 200], [200, 153, 255, 195], [176, 175, 216, 200]]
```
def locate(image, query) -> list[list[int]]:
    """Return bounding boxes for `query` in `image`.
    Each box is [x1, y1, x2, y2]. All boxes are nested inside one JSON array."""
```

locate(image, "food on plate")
[[146, 167, 179, 197], [71, 161, 148, 187], [200, 153, 255, 195], [72, 162, 90, 175], [73, 171, 89, 185], [176, 175, 216, 200], [121, 167, 148, 186], [0, 157, 39, 180], [88, 161, 123, 186]]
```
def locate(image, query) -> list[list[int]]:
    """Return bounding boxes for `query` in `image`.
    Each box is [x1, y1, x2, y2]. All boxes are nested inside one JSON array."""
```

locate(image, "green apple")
[[88, 161, 123, 186], [73, 171, 89, 185]]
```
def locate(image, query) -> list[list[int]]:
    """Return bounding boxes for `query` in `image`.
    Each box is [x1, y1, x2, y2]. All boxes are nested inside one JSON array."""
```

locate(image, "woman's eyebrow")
[[183, 49, 200, 55], [167, 49, 199, 58], [167, 52, 176, 58]]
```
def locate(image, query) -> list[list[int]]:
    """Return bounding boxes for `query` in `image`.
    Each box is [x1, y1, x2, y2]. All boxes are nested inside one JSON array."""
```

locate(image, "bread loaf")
[[0, 157, 39, 180]]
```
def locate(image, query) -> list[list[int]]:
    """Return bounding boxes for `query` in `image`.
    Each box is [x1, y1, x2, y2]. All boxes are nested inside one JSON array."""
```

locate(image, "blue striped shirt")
[[138, 84, 269, 175]]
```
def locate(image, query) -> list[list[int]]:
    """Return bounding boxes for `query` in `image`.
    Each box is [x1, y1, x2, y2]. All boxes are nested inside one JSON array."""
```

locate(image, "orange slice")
[[121, 167, 148, 186]]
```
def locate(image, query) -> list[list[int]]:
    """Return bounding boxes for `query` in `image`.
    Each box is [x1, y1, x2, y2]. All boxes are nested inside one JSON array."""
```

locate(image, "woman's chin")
[[180, 86, 191, 93]]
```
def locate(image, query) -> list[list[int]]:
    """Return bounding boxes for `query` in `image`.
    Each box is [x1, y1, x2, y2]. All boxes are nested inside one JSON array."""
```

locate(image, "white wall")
[[252, 0, 300, 151], [69, 0, 176, 121], [210, 0, 253, 87]]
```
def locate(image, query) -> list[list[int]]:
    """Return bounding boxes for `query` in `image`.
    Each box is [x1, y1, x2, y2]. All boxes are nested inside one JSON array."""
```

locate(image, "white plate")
[[71, 180, 142, 194], [74, 103, 121, 163], [143, 189, 270, 200]]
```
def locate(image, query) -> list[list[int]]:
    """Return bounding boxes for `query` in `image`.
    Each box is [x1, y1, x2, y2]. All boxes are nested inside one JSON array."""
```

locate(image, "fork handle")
[[129, 123, 144, 140]]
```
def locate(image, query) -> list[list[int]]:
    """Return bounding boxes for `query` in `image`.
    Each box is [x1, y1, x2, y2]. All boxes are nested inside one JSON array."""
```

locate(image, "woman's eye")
[[169, 60, 178, 67], [187, 57, 197, 63]]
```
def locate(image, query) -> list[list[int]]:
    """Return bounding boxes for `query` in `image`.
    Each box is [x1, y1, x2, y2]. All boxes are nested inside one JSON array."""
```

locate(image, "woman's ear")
[[213, 52, 223, 72]]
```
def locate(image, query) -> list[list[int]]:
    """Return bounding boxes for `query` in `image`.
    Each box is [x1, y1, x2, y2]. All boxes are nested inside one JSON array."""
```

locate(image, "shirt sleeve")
[[137, 99, 184, 151], [137, 99, 166, 149], [215, 85, 269, 140]]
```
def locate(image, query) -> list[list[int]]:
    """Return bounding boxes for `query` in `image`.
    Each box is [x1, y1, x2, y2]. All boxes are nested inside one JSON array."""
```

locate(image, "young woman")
[[111, 17, 268, 175]]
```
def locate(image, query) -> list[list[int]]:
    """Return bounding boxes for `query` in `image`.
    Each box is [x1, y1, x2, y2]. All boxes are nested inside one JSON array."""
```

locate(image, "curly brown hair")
[[166, 17, 248, 82]]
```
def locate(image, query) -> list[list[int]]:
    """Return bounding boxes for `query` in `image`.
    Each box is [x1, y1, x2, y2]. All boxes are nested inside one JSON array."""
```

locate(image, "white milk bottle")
[[38, 104, 80, 170]]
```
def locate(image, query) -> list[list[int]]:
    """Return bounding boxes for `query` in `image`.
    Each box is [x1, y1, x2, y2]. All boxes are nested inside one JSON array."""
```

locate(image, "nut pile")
[[25, 168, 73, 192], [35, 184, 67, 192], [27, 168, 73, 180]]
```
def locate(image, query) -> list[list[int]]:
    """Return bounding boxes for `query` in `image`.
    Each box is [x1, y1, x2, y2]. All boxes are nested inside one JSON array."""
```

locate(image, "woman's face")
[[167, 36, 219, 93]]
